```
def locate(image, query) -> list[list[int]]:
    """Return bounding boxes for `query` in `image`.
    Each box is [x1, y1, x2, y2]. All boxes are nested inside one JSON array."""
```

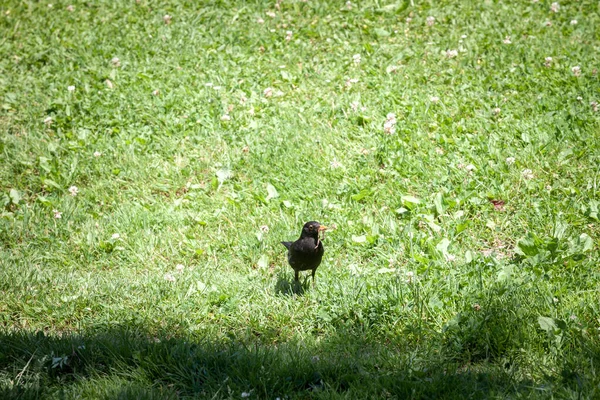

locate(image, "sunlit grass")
[[1, 0, 599, 398]]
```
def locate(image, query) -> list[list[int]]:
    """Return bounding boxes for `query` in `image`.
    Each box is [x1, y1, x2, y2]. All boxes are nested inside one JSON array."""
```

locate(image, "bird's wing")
[[281, 241, 292, 250]]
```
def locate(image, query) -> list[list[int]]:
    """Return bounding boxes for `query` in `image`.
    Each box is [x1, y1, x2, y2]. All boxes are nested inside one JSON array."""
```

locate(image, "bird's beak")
[[318, 225, 327, 231]]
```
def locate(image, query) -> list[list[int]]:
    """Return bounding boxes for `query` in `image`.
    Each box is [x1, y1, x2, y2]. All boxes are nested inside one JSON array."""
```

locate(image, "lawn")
[[1, 0, 600, 398]]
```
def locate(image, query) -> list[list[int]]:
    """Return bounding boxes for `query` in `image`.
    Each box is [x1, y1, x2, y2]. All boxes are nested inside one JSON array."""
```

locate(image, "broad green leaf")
[[351, 188, 373, 201], [352, 235, 367, 243], [401, 195, 421, 207], [266, 183, 279, 201], [436, 238, 451, 255], [434, 192, 444, 215], [428, 297, 443, 310], [538, 316, 557, 332], [588, 200, 599, 221], [257, 255, 268, 269], [465, 250, 473, 264], [374, 28, 390, 37], [578, 233, 593, 253], [9, 189, 20, 205], [497, 265, 513, 282], [516, 234, 540, 257]]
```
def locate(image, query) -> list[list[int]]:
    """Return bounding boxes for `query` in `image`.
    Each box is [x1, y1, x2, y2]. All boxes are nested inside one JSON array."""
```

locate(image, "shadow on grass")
[[274, 272, 310, 296], [0, 326, 526, 400], [1, 284, 598, 399]]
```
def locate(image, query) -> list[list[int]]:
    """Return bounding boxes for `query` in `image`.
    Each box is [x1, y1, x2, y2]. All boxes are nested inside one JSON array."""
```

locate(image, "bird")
[[281, 221, 327, 286]]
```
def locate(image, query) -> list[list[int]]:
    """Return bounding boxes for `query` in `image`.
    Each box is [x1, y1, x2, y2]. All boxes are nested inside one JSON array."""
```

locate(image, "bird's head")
[[301, 221, 327, 239]]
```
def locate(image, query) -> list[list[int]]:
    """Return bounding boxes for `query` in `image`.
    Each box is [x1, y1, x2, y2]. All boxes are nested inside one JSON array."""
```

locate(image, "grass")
[[1, 0, 600, 398]]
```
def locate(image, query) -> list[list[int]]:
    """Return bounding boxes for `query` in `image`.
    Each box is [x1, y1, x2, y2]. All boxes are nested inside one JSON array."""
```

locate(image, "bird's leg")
[[311, 269, 316, 287], [294, 270, 299, 282]]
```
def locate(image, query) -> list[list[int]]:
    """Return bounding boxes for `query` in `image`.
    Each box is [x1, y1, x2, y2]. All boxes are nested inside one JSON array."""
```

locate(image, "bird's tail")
[[281, 241, 292, 250]]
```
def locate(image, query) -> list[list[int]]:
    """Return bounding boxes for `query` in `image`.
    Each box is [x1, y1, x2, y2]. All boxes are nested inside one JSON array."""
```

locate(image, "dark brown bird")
[[281, 221, 327, 286]]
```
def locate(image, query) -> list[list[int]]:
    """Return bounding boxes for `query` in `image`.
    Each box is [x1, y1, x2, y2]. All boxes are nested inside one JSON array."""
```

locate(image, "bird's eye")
[[308, 225, 313, 231]]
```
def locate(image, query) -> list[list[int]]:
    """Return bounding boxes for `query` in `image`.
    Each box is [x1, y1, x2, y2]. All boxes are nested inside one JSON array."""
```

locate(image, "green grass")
[[1, 0, 600, 398]]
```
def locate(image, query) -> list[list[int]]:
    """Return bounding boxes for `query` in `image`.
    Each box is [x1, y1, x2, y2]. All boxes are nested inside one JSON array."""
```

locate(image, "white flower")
[[241, 392, 251, 398], [164, 273, 176, 282], [152, 89, 160, 96], [111, 233, 120, 239], [221, 114, 231, 121], [44, 117, 53, 125], [67, 85, 75, 92], [572, 66, 581, 76], [466, 164, 476, 172], [350, 101, 359, 112], [285, 30, 292, 41], [591, 101, 598, 112], [105, 79, 113, 89], [405, 271, 415, 283], [522, 169, 534, 179], [383, 121, 396, 134], [257, 17, 264, 24], [48, 4, 53, 8], [446, 254, 456, 262], [446, 49, 458, 58], [53, 209, 62, 219], [544, 21, 552, 27], [405, 17, 412, 23], [383, 113, 397, 134], [544, 57, 552, 67], [175, 264, 185, 273], [426, 16, 435, 26], [570, 19, 577, 25], [263, 87, 273, 97], [266, 11, 276, 18], [550, 2, 559, 13], [346, 1, 352, 10], [345, 78, 359, 87], [66, 5, 74, 11], [430, 96, 439, 103], [492, 107, 501, 115], [506, 157, 515, 165], [330, 160, 342, 169], [163, 14, 172, 24], [94, 151, 101, 157], [503, 36, 511, 44], [68, 186, 79, 196], [352, 53, 361, 64], [435, 147, 444, 155], [111, 57, 121, 67], [259, 225, 269, 233], [460, 34, 467, 39]]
